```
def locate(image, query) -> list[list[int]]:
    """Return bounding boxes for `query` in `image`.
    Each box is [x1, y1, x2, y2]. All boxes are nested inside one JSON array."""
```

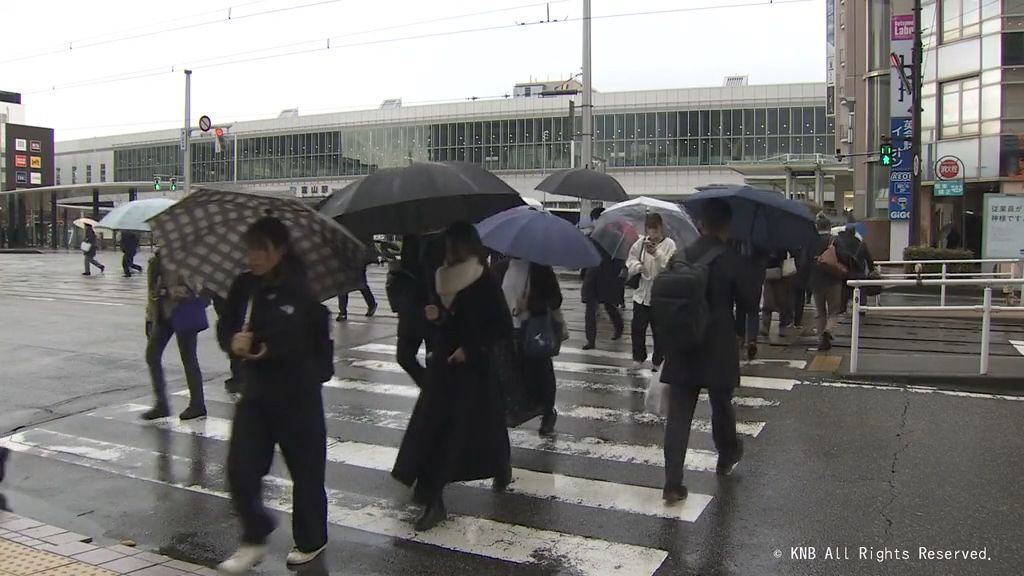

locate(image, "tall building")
[[0, 91, 26, 193]]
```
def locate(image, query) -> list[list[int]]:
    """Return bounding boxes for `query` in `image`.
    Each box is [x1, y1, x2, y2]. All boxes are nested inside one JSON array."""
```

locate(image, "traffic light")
[[880, 140, 895, 167], [170, 177, 177, 191], [214, 127, 227, 154], [153, 176, 161, 191]]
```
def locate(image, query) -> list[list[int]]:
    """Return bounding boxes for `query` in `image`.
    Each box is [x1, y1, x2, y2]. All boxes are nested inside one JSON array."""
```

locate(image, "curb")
[[831, 372, 1024, 397]]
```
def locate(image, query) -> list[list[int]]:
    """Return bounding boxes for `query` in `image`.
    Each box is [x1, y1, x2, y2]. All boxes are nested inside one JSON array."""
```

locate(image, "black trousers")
[[227, 389, 328, 551], [146, 319, 203, 410], [512, 328, 556, 414], [338, 287, 376, 313], [585, 301, 623, 345], [396, 321, 430, 388], [631, 302, 662, 364], [792, 284, 808, 326], [664, 385, 739, 488], [122, 252, 142, 276]]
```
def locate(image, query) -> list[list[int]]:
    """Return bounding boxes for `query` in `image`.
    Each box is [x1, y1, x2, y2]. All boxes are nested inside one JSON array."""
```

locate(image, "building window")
[[1005, 32, 1024, 65], [941, 0, 982, 43], [72, 166, 77, 184], [86, 165, 92, 184], [941, 77, 981, 138], [56, 167, 61, 185], [100, 163, 106, 183]]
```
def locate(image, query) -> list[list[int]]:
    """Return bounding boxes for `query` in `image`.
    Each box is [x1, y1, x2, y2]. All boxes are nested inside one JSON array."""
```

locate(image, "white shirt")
[[626, 236, 676, 306]]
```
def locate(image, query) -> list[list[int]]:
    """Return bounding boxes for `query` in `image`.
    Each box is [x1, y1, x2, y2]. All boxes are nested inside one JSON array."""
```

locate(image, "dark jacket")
[[526, 264, 562, 315], [809, 232, 844, 290], [661, 236, 759, 391], [121, 232, 140, 255], [836, 229, 874, 278], [582, 240, 625, 305], [218, 259, 321, 396], [84, 228, 98, 257], [392, 266, 513, 486]]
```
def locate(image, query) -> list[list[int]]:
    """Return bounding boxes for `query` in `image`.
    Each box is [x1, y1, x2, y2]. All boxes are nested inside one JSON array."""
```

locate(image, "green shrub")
[[901, 246, 977, 275]]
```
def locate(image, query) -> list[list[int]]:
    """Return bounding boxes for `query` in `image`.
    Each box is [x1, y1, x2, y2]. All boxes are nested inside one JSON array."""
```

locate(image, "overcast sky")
[[1, 0, 825, 141]]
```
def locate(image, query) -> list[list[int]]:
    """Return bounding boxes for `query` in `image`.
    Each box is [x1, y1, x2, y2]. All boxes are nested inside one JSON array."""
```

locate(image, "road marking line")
[[325, 377, 766, 436], [1, 431, 668, 575], [87, 408, 713, 524], [802, 381, 1024, 401], [1009, 340, 1024, 357]]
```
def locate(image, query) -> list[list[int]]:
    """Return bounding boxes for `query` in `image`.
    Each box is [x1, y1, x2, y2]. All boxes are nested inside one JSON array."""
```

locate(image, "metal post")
[[579, 0, 593, 220], [940, 263, 947, 306], [49, 192, 57, 250], [980, 286, 992, 375], [850, 287, 862, 374], [184, 69, 192, 195], [909, 0, 923, 245]]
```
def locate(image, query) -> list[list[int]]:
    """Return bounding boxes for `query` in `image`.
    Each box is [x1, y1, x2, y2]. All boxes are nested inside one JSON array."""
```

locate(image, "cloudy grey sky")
[[1, 0, 825, 141]]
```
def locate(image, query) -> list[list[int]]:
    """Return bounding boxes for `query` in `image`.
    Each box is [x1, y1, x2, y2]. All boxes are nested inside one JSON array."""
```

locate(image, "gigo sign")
[[937, 156, 961, 180]]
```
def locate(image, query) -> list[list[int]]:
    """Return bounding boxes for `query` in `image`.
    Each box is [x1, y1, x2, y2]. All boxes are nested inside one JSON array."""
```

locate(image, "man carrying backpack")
[[654, 199, 759, 502]]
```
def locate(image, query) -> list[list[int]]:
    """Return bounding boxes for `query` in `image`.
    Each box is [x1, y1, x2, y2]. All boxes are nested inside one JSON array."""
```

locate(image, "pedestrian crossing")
[[0, 330, 797, 575]]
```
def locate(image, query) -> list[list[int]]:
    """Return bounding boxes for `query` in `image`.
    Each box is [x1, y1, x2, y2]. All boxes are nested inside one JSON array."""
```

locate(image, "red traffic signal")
[[214, 127, 225, 138]]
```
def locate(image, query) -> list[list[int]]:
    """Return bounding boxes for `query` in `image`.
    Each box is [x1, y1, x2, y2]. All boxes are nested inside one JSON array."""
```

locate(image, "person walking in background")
[[836, 218, 875, 314], [504, 258, 563, 435], [811, 213, 845, 351], [582, 238, 624, 350], [391, 222, 513, 532], [388, 235, 439, 388], [218, 217, 330, 573], [337, 246, 378, 321], [760, 248, 794, 334], [626, 213, 676, 370], [142, 249, 206, 421], [791, 245, 812, 329], [82, 224, 105, 276], [733, 240, 766, 360], [659, 199, 756, 502], [121, 231, 143, 278]]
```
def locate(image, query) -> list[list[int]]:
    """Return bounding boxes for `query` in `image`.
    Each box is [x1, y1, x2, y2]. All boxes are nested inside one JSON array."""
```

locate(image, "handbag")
[[764, 267, 783, 281], [643, 371, 670, 417], [816, 238, 849, 278], [522, 311, 560, 358], [782, 256, 797, 278], [551, 309, 570, 342], [80, 241, 92, 253], [171, 297, 210, 335]]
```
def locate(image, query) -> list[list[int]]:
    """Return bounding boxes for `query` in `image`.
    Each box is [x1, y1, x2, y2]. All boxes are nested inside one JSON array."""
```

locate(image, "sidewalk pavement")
[[0, 511, 216, 576]]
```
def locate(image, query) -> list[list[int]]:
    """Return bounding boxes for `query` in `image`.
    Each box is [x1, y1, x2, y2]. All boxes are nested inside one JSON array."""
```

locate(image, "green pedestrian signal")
[[170, 177, 177, 191], [880, 144, 895, 167], [153, 176, 161, 191]]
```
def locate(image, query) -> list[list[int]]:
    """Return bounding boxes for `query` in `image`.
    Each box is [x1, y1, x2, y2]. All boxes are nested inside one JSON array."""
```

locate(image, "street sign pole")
[[183, 70, 192, 196], [910, 0, 923, 245]]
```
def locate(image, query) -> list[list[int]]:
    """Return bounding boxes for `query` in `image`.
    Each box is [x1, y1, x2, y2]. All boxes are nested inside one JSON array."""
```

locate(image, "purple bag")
[[171, 297, 210, 335]]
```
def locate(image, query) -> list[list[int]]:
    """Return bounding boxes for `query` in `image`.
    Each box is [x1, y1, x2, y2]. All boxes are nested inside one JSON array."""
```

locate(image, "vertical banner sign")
[[982, 195, 1024, 258], [889, 14, 915, 222], [826, 0, 835, 116]]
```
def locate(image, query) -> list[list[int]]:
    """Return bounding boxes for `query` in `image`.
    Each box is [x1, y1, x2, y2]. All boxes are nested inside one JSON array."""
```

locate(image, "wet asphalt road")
[[0, 253, 1022, 575]]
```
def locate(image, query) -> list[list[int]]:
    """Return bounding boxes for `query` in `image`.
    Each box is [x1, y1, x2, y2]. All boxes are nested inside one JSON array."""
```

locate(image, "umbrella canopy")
[[73, 217, 99, 229], [147, 189, 365, 302], [591, 196, 699, 260], [475, 206, 600, 269], [684, 185, 817, 251], [97, 198, 175, 232], [535, 169, 629, 202], [319, 162, 525, 237]]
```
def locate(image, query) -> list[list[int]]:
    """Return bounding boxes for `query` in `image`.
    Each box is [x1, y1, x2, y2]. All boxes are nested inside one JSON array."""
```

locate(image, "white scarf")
[[435, 258, 484, 309], [501, 259, 530, 328]]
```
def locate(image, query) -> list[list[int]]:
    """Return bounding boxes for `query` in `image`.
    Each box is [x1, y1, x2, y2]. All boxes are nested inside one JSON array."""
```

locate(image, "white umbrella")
[[605, 196, 682, 215], [72, 217, 99, 229], [831, 225, 863, 240], [98, 198, 176, 232]]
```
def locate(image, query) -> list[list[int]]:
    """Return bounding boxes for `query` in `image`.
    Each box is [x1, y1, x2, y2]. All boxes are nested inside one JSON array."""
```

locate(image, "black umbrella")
[[535, 168, 629, 202], [319, 162, 525, 237], [683, 184, 817, 251]]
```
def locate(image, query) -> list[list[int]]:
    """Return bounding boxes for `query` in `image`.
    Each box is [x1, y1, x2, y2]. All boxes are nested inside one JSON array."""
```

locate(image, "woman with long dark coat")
[[581, 239, 624, 350], [391, 222, 513, 532]]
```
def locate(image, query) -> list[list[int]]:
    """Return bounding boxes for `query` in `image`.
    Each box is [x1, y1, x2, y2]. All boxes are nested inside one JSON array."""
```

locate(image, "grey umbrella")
[[147, 188, 365, 302], [535, 168, 629, 202]]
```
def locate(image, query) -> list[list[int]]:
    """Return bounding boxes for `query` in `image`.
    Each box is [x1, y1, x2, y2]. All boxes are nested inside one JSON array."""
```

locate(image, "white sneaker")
[[286, 544, 327, 566], [217, 544, 267, 575]]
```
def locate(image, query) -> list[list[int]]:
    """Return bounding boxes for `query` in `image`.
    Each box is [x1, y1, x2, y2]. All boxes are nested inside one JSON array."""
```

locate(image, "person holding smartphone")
[[625, 213, 676, 370]]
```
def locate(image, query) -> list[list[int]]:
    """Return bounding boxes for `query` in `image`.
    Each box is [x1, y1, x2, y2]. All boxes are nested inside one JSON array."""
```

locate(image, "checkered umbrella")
[[147, 188, 365, 302]]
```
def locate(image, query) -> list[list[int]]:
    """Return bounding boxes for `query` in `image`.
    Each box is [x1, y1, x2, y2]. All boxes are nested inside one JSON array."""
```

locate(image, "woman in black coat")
[[581, 239, 625, 349], [82, 224, 105, 276], [391, 221, 513, 532]]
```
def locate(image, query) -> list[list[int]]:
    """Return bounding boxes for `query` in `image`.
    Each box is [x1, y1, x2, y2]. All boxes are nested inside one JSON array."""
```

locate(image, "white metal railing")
[[874, 258, 1024, 306], [847, 278, 1024, 376]]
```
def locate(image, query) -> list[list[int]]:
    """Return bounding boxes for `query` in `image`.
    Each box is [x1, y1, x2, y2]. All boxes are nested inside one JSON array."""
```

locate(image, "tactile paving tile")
[[0, 539, 74, 575], [34, 564, 118, 576], [808, 354, 842, 372]]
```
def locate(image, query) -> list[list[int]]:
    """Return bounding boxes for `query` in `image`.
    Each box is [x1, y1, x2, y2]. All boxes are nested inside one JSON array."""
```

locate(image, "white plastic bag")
[[80, 241, 92, 253], [643, 371, 671, 417]]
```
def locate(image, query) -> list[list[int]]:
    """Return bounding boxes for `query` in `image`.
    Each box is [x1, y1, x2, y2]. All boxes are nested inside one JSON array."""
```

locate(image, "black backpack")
[[386, 268, 419, 316], [311, 303, 335, 383], [651, 244, 727, 352]]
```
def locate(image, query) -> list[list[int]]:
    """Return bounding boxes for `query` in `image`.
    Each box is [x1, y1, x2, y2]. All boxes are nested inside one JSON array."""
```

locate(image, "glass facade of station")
[[112, 105, 833, 184]]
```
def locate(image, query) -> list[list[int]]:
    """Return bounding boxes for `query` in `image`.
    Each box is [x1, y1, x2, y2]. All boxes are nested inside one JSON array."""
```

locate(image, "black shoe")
[[412, 482, 431, 505], [612, 329, 623, 341], [336, 312, 348, 322], [492, 467, 513, 493], [539, 410, 558, 436], [414, 497, 447, 532], [716, 439, 745, 476], [662, 485, 688, 503], [817, 337, 833, 352], [0, 447, 9, 483], [365, 303, 378, 318], [99, 265, 105, 273], [123, 273, 132, 278], [747, 343, 758, 361], [582, 342, 596, 351], [141, 406, 170, 421], [82, 272, 91, 276], [179, 405, 207, 421]]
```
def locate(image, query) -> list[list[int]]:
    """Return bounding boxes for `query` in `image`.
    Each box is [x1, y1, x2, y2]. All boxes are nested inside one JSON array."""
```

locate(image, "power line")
[[27, 0, 812, 95], [0, 0, 343, 65]]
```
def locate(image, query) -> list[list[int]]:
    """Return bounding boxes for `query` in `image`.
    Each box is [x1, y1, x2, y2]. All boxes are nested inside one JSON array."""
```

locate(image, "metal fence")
[[874, 258, 1023, 306]]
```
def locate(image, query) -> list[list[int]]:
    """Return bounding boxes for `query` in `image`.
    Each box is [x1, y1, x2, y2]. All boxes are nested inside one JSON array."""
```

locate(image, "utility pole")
[[183, 69, 192, 196], [910, 0, 923, 245], [580, 0, 594, 217]]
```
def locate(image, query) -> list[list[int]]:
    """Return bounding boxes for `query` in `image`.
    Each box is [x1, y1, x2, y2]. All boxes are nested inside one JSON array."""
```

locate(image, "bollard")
[[940, 263, 948, 307], [980, 286, 992, 375], [850, 287, 861, 374]]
